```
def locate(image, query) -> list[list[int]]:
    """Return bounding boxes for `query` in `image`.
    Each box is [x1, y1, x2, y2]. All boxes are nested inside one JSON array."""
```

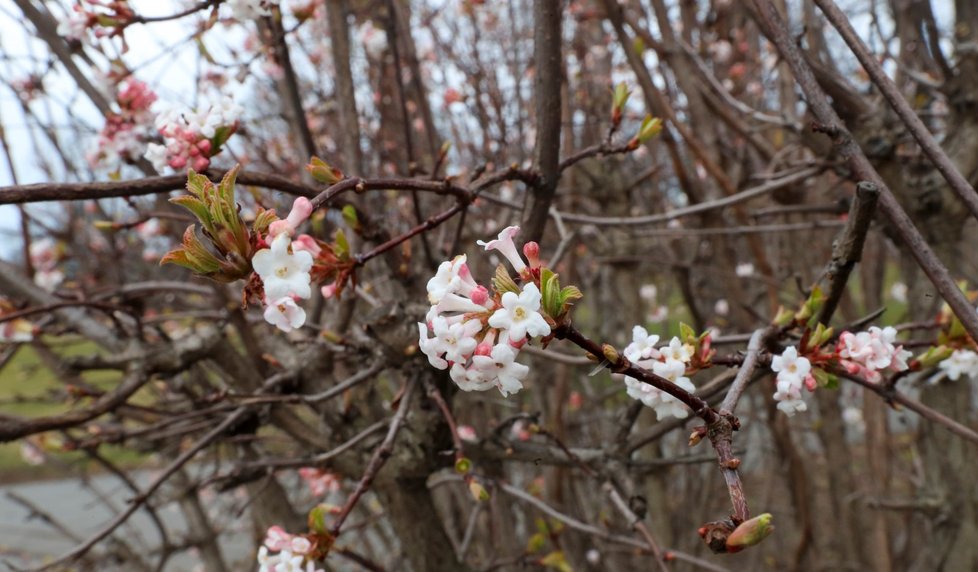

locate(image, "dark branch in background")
[[328, 378, 417, 537], [263, 6, 318, 162], [30, 407, 252, 572], [817, 181, 879, 324], [813, 0, 978, 221], [749, 0, 978, 343], [522, 0, 563, 242]]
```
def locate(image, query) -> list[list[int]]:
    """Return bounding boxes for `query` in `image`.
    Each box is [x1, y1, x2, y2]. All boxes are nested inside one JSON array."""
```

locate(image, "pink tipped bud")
[[803, 374, 817, 392], [523, 241, 541, 268], [292, 234, 322, 257], [474, 341, 493, 356], [470, 285, 490, 305], [196, 139, 212, 154], [169, 156, 187, 169], [286, 197, 314, 227], [192, 156, 210, 171], [321, 282, 338, 299]]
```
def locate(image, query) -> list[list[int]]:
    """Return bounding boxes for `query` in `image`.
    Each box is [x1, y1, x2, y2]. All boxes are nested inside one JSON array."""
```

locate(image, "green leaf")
[[170, 195, 212, 226], [679, 322, 696, 345], [341, 204, 359, 230], [527, 532, 547, 554], [307, 504, 329, 535], [334, 229, 349, 259], [539, 551, 572, 572], [492, 264, 520, 296], [558, 285, 583, 308], [540, 268, 561, 319]]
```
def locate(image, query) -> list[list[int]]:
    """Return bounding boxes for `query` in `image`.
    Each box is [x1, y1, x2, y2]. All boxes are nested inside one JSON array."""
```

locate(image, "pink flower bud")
[[192, 156, 209, 171], [469, 285, 489, 305], [169, 156, 187, 169], [803, 374, 817, 392], [292, 234, 322, 257], [321, 282, 338, 299], [196, 139, 212, 154], [285, 197, 313, 228], [523, 241, 541, 268], [474, 341, 493, 356]]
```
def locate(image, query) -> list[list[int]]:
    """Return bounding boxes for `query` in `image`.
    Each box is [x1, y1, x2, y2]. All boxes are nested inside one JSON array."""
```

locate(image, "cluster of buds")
[[162, 167, 275, 282], [30, 238, 66, 292], [88, 77, 158, 170], [56, 0, 135, 44], [418, 226, 581, 396], [258, 526, 325, 572], [144, 97, 242, 173], [298, 468, 341, 497], [622, 326, 701, 420]]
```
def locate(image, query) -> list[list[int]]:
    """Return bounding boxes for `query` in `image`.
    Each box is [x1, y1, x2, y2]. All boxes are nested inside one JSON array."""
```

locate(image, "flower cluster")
[[418, 226, 553, 397], [252, 198, 315, 332], [144, 97, 243, 172], [56, 1, 135, 43], [257, 526, 324, 572], [298, 468, 340, 497], [226, 0, 277, 21], [837, 326, 911, 382], [939, 349, 978, 382], [622, 326, 697, 420], [89, 78, 158, 170], [30, 238, 65, 292], [769, 325, 911, 416], [771, 346, 813, 416]]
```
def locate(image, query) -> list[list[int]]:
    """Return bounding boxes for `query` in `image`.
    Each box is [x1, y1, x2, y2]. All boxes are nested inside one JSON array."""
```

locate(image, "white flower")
[[427, 255, 467, 304], [257, 546, 279, 572], [450, 362, 495, 392], [488, 283, 551, 342], [659, 337, 693, 364], [418, 321, 449, 370], [735, 263, 754, 277], [623, 359, 694, 420], [359, 21, 388, 59], [776, 398, 808, 416], [470, 344, 530, 396], [841, 406, 864, 427], [639, 284, 658, 302], [890, 282, 908, 303], [476, 225, 527, 273], [714, 299, 729, 316], [430, 318, 482, 364], [263, 297, 306, 332], [57, 9, 88, 41], [34, 269, 64, 292], [275, 550, 304, 572], [939, 349, 978, 381], [624, 326, 660, 361], [771, 346, 811, 385], [226, 0, 273, 21], [252, 234, 314, 300], [290, 537, 312, 555], [434, 292, 488, 315]]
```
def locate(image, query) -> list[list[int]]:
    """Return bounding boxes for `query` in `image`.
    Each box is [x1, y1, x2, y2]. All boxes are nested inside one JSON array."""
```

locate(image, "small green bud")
[[725, 513, 774, 552], [306, 156, 344, 185]]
